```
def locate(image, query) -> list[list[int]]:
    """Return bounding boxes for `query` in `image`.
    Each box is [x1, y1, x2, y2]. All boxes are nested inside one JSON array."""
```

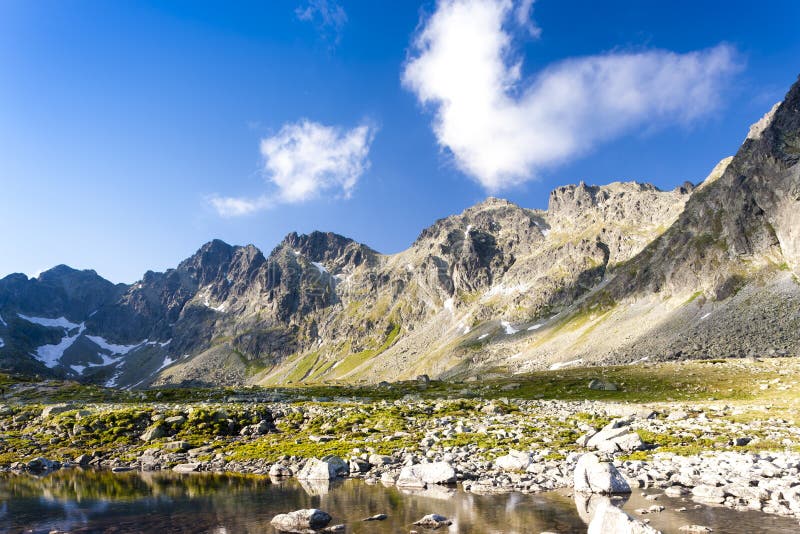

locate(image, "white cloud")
[[402, 0, 741, 191], [210, 120, 376, 217], [514, 0, 540, 38], [209, 195, 272, 217], [296, 0, 348, 44]]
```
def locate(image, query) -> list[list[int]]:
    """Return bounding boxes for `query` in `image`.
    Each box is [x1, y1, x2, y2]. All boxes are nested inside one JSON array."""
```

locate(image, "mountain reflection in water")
[[1, 470, 798, 533]]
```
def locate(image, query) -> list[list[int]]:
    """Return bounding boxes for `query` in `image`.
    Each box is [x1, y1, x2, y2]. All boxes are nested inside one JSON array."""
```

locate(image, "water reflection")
[[0, 470, 798, 534], [0, 470, 586, 534]]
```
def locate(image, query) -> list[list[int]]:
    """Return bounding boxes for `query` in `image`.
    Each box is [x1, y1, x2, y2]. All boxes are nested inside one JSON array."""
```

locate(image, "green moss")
[[332, 324, 401, 379], [285, 351, 320, 383], [685, 291, 704, 304]]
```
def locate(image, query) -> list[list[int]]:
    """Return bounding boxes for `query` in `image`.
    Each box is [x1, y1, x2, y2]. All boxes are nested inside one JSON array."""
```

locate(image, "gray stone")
[[41, 404, 72, 418], [494, 449, 532, 472], [413, 514, 452, 529], [172, 463, 201, 473], [297, 456, 348, 480], [588, 498, 661, 534], [588, 379, 619, 391], [140, 424, 166, 442], [269, 463, 293, 477], [691, 484, 726, 504], [574, 453, 631, 494], [270, 509, 332, 533], [368, 454, 394, 466], [397, 462, 457, 488]]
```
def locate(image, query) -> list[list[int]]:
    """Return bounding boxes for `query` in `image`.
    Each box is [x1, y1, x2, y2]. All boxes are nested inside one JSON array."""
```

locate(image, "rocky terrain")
[[1, 357, 799, 532], [1, 76, 799, 389]]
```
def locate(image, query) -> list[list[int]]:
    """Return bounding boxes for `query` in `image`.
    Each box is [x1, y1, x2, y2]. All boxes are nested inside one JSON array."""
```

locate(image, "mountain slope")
[[1, 75, 799, 388]]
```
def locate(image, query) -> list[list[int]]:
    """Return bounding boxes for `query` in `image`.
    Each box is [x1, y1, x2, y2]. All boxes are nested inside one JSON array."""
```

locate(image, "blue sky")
[[1, 0, 798, 283]]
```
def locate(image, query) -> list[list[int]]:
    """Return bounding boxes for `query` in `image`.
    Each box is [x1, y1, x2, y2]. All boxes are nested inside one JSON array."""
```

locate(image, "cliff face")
[[1, 77, 799, 388]]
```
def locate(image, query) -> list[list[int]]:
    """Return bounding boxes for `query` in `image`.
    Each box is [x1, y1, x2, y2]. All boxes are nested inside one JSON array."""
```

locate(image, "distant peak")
[[475, 196, 514, 208], [747, 102, 781, 141], [280, 230, 376, 263]]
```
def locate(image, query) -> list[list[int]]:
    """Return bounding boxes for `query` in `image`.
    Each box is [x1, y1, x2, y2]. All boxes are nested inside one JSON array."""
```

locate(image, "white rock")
[[397, 462, 456, 488], [297, 456, 348, 480], [270, 509, 332, 532], [574, 453, 631, 494], [494, 449, 532, 472], [588, 498, 661, 534], [172, 463, 201, 473]]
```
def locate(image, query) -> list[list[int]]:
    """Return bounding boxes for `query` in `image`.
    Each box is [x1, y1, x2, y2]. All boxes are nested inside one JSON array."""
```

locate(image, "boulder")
[[494, 449, 532, 472], [297, 456, 348, 480], [349, 458, 370, 474], [588, 498, 661, 534], [269, 463, 293, 477], [413, 514, 452, 529], [585, 421, 643, 453], [27, 457, 57, 471], [588, 379, 619, 391], [270, 509, 332, 533], [41, 404, 72, 418], [368, 454, 394, 466], [396, 462, 456, 488], [691, 484, 726, 504], [164, 415, 186, 425], [574, 453, 631, 494], [163, 440, 191, 452], [172, 463, 201, 473], [140, 424, 166, 442]]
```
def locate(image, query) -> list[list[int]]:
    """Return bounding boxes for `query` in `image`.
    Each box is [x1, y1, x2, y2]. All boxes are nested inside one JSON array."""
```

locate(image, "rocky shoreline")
[[3, 394, 800, 531]]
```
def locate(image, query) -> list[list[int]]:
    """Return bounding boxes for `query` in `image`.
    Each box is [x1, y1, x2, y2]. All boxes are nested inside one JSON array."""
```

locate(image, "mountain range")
[[2, 75, 799, 389]]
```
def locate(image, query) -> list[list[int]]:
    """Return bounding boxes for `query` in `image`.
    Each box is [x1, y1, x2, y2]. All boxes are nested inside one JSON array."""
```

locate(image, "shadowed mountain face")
[[2, 76, 799, 388]]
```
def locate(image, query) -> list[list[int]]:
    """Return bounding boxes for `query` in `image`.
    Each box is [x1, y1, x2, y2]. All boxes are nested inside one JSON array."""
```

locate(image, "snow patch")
[[501, 320, 518, 335], [464, 224, 473, 238], [33, 323, 86, 368], [527, 323, 544, 331], [92, 352, 124, 367], [549, 358, 584, 370], [70, 365, 86, 375], [700, 313, 711, 320], [202, 296, 227, 313], [86, 335, 146, 355], [105, 373, 120, 388], [0, 314, 6, 327], [478, 333, 489, 340], [159, 339, 172, 347], [18, 314, 81, 330], [535, 221, 550, 237], [0, 337, 4, 348], [463, 325, 470, 334], [443, 297, 455, 313], [482, 283, 529, 299], [311, 261, 328, 274], [405, 263, 414, 272], [156, 355, 176, 372]]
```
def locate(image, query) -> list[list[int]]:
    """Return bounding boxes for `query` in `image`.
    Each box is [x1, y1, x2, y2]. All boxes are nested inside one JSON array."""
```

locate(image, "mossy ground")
[[1, 357, 798, 466]]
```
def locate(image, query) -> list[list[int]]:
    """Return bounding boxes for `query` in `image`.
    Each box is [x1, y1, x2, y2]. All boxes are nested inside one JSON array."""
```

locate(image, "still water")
[[0, 470, 798, 533]]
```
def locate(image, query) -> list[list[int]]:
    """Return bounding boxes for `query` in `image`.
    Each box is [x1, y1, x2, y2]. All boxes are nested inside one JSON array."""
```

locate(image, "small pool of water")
[[0, 470, 797, 533]]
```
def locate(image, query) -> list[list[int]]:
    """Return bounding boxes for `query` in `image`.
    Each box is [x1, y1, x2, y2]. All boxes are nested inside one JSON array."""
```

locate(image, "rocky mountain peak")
[[177, 239, 237, 286], [280, 231, 378, 270], [750, 75, 800, 167]]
